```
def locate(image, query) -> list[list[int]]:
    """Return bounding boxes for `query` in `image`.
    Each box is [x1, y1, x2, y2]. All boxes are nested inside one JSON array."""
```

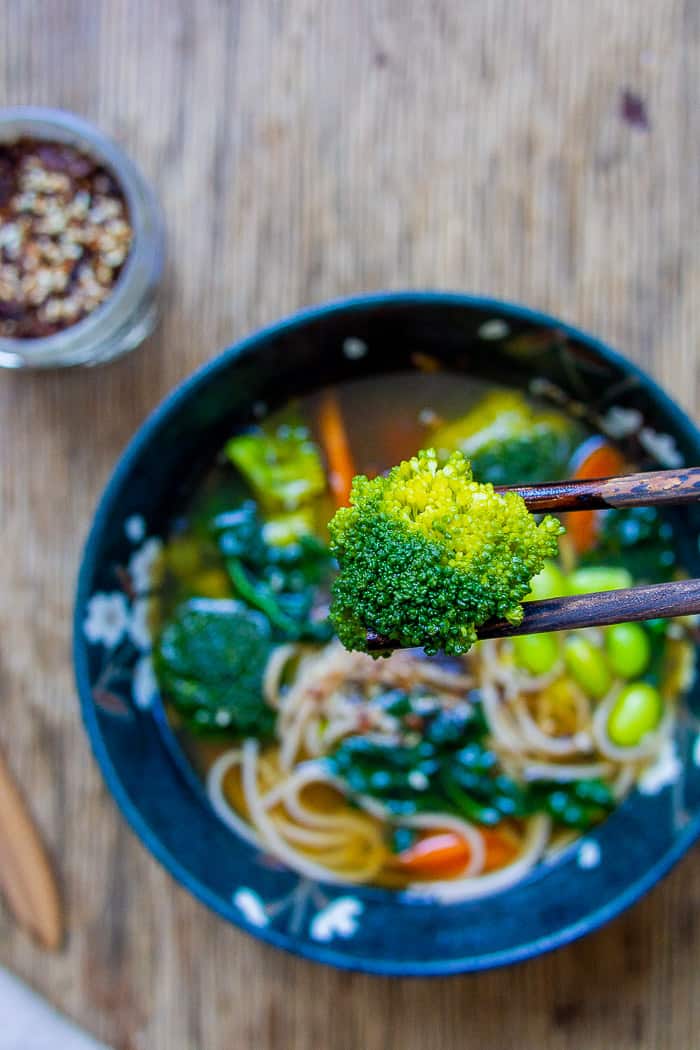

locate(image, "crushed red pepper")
[[0, 138, 133, 338]]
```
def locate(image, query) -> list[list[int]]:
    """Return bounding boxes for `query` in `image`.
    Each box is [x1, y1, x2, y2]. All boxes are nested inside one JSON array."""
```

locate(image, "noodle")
[[202, 628, 679, 902]]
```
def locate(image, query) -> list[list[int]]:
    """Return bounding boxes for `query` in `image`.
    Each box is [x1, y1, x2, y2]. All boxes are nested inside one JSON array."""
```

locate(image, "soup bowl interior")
[[74, 292, 700, 975]]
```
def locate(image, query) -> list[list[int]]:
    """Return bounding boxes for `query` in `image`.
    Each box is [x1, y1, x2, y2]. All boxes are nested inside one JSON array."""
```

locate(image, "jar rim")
[[0, 107, 165, 367]]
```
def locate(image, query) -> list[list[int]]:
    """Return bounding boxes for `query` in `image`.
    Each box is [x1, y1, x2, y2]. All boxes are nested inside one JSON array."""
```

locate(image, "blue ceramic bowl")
[[74, 292, 700, 975]]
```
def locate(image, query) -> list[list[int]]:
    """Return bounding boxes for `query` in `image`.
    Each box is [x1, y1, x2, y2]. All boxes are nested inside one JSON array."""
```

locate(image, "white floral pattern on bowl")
[[233, 880, 363, 942], [82, 524, 161, 716]]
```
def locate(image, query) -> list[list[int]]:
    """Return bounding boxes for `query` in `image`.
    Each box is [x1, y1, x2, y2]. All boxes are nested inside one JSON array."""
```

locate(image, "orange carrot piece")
[[566, 439, 628, 553], [481, 827, 520, 872], [318, 392, 356, 507], [390, 832, 471, 877], [390, 826, 520, 879]]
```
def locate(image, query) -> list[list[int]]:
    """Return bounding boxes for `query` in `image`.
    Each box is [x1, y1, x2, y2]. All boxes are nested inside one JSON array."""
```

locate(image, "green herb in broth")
[[327, 694, 615, 831], [213, 500, 334, 642]]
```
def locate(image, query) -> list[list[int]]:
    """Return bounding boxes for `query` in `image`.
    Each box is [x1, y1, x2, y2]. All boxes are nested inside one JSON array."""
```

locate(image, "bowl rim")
[[73, 290, 700, 976]]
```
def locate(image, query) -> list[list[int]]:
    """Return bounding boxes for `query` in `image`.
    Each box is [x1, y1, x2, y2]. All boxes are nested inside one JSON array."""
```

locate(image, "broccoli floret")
[[328, 449, 564, 656], [430, 390, 579, 486]]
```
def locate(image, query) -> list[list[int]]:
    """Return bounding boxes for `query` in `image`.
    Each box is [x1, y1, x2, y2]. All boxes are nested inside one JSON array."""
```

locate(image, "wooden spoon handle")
[[0, 749, 62, 950]]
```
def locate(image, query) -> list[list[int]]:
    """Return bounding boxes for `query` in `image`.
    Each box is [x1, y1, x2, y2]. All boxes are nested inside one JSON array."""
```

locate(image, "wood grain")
[[366, 578, 700, 650], [502, 467, 700, 512], [1, 2, 699, 1048]]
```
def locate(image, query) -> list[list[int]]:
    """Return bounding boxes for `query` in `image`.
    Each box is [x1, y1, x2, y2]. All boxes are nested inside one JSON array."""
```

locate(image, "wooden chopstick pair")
[[366, 467, 700, 652]]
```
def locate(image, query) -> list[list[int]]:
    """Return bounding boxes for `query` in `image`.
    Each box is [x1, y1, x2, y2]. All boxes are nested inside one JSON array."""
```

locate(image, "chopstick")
[[365, 578, 700, 651], [363, 466, 700, 652], [496, 466, 700, 513], [0, 749, 63, 950]]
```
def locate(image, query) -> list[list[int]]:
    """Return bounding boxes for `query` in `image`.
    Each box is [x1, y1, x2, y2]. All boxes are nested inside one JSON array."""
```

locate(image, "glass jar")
[[0, 107, 165, 368]]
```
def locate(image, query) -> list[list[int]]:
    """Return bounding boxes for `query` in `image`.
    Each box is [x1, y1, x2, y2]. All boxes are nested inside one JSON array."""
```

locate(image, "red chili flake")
[[620, 89, 650, 131]]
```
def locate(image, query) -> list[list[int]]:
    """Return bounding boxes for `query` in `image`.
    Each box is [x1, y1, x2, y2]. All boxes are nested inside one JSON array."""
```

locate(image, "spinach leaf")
[[327, 693, 615, 831], [212, 500, 334, 642], [581, 505, 676, 583]]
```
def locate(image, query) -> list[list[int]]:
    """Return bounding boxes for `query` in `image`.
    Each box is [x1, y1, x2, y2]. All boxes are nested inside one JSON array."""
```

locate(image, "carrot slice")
[[566, 439, 628, 553], [318, 392, 356, 507], [390, 832, 471, 877], [390, 826, 520, 879], [481, 827, 520, 872]]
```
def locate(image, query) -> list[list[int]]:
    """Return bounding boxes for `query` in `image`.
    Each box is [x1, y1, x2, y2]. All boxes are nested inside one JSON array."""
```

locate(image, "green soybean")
[[569, 566, 633, 595], [605, 623, 651, 678], [512, 633, 560, 675], [526, 560, 568, 601], [563, 635, 611, 699], [607, 683, 663, 747]]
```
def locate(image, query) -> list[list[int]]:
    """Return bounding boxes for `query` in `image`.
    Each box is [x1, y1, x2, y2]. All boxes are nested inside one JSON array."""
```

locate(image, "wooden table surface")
[[2, 2, 700, 1047]]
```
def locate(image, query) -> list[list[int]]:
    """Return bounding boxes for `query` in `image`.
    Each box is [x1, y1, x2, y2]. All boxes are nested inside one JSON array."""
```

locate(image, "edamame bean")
[[569, 566, 633, 595], [563, 635, 611, 699], [607, 683, 663, 747], [605, 623, 651, 678], [513, 633, 560, 675], [526, 560, 568, 601]]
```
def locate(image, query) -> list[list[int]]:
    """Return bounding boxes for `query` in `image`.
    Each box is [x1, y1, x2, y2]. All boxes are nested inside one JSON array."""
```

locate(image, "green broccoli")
[[155, 598, 277, 737], [328, 448, 564, 656], [429, 390, 579, 486]]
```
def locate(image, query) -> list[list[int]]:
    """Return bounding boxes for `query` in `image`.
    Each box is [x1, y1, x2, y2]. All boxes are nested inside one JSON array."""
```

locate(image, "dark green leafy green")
[[326, 693, 615, 831], [581, 506, 676, 583], [526, 778, 615, 829], [212, 500, 334, 643]]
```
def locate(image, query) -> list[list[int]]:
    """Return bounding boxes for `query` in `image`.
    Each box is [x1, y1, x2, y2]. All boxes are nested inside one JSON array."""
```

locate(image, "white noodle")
[[612, 763, 636, 800], [518, 760, 613, 782], [512, 695, 593, 757], [278, 697, 315, 770], [263, 643, 300, 707], [480, 681, 524, 751], [206, 749, 261, 847], [240, 740, 358, 883]]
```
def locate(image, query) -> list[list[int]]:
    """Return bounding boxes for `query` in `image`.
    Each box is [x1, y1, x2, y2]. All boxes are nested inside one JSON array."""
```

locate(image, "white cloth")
[[0, 969, 111, 1050]]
